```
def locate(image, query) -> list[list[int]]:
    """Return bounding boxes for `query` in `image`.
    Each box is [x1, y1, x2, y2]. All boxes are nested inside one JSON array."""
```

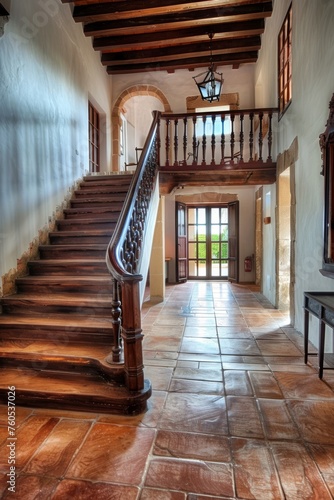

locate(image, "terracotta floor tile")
[[159, 393, 228, 435], [143, 366, 173, 391], [183, 326, 217, 337], [52, 479, 139, 500], [217, 327, 253, 338], [169, 378, 224, 394], [271, 441, 332, 499], [257, 339, 302, 356], [143, 336, 182, 352], [227, 396, 264, 438], [1, 474, 59, 499], [0, 415, 59, 471], [180, 337, 220, 355], [224, 370, 253, 396], [219, 338, 261, 356], [153, 430, 231, 462], [0, 405, 33, 427], [288, 400, 334, 444], [231, 437, 283, 499], [274, 372, 334, 399], [185, 317, 217, 326], [23, 419, 92, 476], [66, 423, 155, 484], [140, 488, 186, 499], [145, 458, 234, 497], [258, 399, 300, 440], [308, 443, 334, 475], [173, 367, 222, 381], [249, 371, 284, 399]]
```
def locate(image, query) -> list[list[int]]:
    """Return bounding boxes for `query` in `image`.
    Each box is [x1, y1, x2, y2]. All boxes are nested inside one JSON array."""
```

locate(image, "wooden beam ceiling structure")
[[61, 0, 273, 75]]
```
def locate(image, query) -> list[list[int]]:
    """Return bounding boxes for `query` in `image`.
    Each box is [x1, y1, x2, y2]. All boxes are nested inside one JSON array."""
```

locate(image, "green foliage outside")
[[196, 232, 228, 259]]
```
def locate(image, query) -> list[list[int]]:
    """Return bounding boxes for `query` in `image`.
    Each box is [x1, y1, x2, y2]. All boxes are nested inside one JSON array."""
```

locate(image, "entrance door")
[[176, 202, 187, 283], [186, 204, 238, 280], [88, 101, 100, 173]]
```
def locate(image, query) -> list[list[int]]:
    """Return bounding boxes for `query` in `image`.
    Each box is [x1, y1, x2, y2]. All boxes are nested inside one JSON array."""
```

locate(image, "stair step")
[[49, 230, 112, 244], [63, 207, 121, 219], [1, 293, 112, 316], [75, 185, 130, 195], [82, 174, 133, 184], [15, 275, 113, 294], [70, 198, 124, 209], [0, 367, 150, 415], [0, 314, 113, 342], [28, 259, 109, 276], [39, 244, 107, 259], [56, 218, 116, 231]]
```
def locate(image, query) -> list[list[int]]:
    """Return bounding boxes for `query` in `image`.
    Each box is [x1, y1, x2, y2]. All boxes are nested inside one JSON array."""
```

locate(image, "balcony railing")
[[157, 108, 278, 170]]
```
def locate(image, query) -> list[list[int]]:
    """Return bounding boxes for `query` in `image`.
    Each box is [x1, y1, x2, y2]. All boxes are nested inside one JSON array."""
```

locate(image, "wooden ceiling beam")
[[74, 1, 272, 23], [106, 52, 258, 74], [100, 36, 261, 65], [93, 19, 265, 51], [84, 4, 272, 37]]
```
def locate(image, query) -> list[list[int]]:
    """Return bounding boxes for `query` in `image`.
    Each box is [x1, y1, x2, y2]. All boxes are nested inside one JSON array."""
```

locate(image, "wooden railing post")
[[211, 115, 216, 165], [121, 279, 144, 391], [173, 118, 179, 166]]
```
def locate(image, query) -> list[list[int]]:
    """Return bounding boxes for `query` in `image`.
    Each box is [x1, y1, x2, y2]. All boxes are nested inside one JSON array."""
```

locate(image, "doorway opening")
[[277, 167, 291, 311], [88, 101, 100, 173], [176, 202, 239, 282]]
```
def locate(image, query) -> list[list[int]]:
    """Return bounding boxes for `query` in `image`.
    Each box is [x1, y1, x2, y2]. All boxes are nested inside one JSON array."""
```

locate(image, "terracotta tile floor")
[[1, 281, 334, 499]]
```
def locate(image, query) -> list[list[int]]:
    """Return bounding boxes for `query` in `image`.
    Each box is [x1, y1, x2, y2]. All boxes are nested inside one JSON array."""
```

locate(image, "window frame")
[[278, 3, 292, 119]]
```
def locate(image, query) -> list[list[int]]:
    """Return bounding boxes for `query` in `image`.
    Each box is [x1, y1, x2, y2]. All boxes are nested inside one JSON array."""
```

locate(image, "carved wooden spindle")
[[230, 114, 235, 161], [173, 118, 179, 166], [267, 112, 273, 161], [258, 112, 263, 161], [192, 116, 197, 165], [249, 112, 254, 161], [239, 113, 244, 161], [156, 118, 161, 165], [202, 115, 207, 165], [165, 118, 170, 167], [211, 115, 216, 165], [220, 114, 226, 163], [183, 117, 188, 165], [110, 278, 122, 363]]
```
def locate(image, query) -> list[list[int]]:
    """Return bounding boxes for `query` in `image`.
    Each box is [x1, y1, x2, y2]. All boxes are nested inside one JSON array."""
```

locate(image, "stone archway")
[[112, 85, 172, 171]]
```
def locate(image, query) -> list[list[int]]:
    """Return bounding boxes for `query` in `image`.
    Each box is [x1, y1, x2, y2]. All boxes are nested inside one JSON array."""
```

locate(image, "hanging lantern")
[[193, 33, 224, 103]]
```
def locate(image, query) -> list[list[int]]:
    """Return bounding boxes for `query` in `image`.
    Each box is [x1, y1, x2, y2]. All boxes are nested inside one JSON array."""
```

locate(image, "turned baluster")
[[249, 112, 254, 161], [201, 115, 207, 165], [267, 112, 273, 161], [239, 113, 244, 161], [220, 114, 226, 164], [165, 118, 170, 167], [211, 115, 216, 165], [230, 114, 235, 161], [192, 116, 197, 164], [109, 278, 122, 363], [183, 117, 188, 165], [258, 112, 263, 161], [173, 118, 179, 166]]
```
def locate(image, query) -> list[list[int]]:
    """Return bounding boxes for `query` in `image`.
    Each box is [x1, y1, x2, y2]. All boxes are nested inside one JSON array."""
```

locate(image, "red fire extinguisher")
[[244, 256, 252, 272]]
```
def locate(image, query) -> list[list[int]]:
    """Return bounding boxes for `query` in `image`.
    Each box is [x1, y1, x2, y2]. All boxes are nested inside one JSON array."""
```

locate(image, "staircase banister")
[[106, 110, 161, 283], [161, 107, 279, 120]]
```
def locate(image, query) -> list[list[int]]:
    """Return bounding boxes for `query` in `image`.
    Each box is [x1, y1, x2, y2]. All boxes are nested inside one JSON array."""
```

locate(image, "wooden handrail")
[[106, 110, 161, 392]]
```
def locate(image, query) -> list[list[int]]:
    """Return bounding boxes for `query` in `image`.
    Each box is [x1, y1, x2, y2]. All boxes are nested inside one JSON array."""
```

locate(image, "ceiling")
[[62, 0, 273, 75]]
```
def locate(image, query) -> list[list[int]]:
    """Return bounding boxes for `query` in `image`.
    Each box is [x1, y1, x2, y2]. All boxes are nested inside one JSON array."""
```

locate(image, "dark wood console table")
[[304, 292, 334, 378]]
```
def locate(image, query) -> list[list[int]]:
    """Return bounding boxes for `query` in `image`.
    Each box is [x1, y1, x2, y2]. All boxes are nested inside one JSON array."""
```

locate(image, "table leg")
[[319, 319, 325, 379], [304, 309, 309, 364]]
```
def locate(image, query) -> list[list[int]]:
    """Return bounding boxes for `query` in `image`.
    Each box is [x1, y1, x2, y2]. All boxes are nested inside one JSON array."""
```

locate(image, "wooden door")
[[228, 201, 239, 282], [176, 202, 187, 283]]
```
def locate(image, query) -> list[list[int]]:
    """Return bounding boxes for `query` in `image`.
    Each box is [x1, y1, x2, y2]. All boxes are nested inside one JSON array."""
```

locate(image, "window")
[[195, 105, 231, 137], [278, 4, 292, 117], [88, 101, 100, 173]]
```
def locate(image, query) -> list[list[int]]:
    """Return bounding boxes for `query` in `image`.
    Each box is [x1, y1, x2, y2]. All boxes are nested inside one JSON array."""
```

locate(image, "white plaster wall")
[[112, 64, 255, 112], [255, 0, 334, 347], [0, 0, 113, 287], [164, 185, 257, 284]]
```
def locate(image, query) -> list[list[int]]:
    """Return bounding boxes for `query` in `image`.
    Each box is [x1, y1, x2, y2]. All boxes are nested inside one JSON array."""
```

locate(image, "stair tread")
[[49, 229, 113, 235], [0, 314, 112, 328], [39, 244, 107, 249], [0, 367, 128, 397], [29, 259, 107, 264], [2, 292, 111, 304], [0, 339, 110, 359], [16, 275, 111, 282]]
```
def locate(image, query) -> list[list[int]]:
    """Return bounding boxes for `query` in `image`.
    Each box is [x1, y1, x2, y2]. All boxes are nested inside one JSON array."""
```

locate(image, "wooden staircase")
[[0, 174, 151, 415]]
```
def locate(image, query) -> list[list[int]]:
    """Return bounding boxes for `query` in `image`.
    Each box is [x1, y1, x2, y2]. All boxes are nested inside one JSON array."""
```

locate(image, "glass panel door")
[[187, 206, 229, 279]]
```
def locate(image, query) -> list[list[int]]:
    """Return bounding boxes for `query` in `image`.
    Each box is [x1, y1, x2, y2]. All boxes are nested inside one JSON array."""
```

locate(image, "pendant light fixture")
[[193, 33, 224, 103]]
